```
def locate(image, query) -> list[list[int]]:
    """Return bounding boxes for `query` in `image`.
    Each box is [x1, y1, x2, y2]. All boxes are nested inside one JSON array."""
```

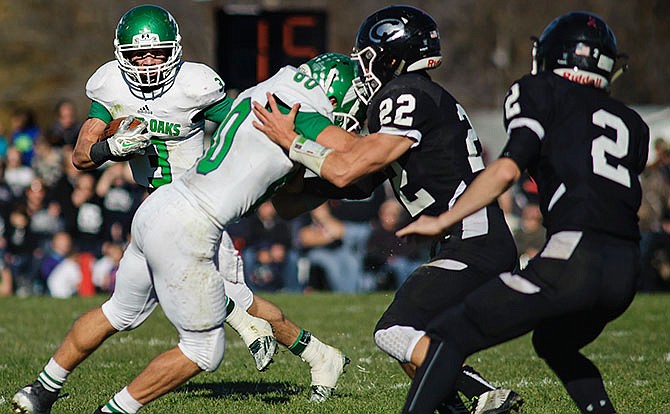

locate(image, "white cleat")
[[471, 388, 524, 414], [239, 316, 277, 371], [248, 334, 277, 371], [308, 344, 350, 402]]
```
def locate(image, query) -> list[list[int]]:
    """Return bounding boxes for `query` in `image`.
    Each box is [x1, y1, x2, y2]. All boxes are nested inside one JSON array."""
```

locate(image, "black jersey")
[[367, 72, 494, 240], [501, 73, 649, 240]]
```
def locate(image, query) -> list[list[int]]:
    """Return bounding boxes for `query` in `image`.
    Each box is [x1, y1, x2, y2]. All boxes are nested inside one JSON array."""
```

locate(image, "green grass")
[[1, 292, 668, 413]]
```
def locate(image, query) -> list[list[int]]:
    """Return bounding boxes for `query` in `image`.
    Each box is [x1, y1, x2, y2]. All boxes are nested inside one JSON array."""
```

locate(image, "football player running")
[[11, 6, 352, 414], [74, 4, 281, 374], [395, 12, 649, 414], [253, 5, 523, 414]]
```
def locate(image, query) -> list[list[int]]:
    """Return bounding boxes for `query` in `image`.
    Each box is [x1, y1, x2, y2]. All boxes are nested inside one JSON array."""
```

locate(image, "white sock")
[[38, 358, 70, 392], [101, 387, 143, 413], [300, 335, 325, 367], [225, 298, 269, 345], [225, 298, 245, 330]]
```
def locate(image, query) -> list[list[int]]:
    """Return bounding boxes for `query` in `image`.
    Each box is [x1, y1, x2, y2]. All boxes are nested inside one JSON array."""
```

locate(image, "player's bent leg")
[[220, 232, 347, 400], [12, 239, 154, 414], [247, 295, 349, 401], [12, 310, 119, 414], [96, 344, 205, 414], [223, 280, 276, 371], [219, 234, 277, 371], [377, 294, 521, 413], [403, 337, 467, 414], [54, 308, 117, 369], [532, 317, 614, 414], [95, 349, 200, 414], [122, 346, 203, 409], [247, 295, 299, 346]]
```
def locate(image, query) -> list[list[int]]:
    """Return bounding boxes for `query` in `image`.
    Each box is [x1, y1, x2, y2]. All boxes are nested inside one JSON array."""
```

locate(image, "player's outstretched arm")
[[253, 92, 412, 187], [396, 157, 522, 238]]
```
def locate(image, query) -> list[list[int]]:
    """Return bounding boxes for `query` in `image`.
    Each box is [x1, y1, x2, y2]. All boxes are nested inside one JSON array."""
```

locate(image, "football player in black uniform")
[[253, 5, 522, 413], [396, 11, 649, 414]]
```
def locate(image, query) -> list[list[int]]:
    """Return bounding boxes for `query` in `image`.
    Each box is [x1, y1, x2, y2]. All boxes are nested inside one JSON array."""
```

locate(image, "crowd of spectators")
[[0, 102, 668, 298], [0, 101, 141, 298]]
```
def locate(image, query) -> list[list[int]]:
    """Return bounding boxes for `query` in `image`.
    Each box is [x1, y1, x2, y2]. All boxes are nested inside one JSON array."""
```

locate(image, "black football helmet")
[[352, 5, 442, 104], [533, 11, 617, 90]]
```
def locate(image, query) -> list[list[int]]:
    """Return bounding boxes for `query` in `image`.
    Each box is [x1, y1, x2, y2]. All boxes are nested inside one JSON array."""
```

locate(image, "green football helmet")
[[299, 53, 367, 132], [114, 5, 182, 88]]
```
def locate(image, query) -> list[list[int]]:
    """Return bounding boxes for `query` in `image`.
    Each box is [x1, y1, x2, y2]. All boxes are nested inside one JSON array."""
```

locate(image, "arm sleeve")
[[87, 101, 113, 124], [636, 121, 650, 174], [203, 96, 234, 123], [500, 77, 553, 171], [500, 128, 542, 171]]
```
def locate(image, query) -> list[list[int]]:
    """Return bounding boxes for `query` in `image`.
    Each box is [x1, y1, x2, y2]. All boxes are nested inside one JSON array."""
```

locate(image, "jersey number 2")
[[591, 109, 631, 188]]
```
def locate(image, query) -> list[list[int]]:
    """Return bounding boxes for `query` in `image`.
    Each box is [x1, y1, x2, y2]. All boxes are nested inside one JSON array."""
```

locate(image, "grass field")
[[0, 292, 668, 413]]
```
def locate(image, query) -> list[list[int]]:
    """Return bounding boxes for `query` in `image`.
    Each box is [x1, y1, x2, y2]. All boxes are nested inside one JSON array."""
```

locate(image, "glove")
[[107, 116, 151, 157]]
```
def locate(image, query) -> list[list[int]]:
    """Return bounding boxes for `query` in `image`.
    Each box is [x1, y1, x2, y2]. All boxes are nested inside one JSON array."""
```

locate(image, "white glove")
[[108, 116, 151, 157]]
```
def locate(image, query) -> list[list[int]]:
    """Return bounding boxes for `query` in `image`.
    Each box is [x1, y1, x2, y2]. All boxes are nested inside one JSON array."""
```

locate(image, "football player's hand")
[[395, 214, 447, 238], [252, 92, 300, 149], [108, 116, 151, 157]]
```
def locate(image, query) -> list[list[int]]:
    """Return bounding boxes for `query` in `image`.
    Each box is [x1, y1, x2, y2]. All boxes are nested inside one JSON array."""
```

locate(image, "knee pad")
[[101, 297, 157, 331], [178, 326, 226, 372], [374, 325, 425, 363]]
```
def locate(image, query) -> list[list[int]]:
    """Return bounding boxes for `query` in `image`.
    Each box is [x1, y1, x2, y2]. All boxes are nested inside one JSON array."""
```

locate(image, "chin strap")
[[530, 36, 540, 75], [610, 53, 629, 84]]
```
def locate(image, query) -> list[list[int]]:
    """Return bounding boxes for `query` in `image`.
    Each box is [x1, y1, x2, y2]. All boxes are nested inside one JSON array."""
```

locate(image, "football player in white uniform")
[[69, 4, 278, 373], [11, 7, 358, 412]]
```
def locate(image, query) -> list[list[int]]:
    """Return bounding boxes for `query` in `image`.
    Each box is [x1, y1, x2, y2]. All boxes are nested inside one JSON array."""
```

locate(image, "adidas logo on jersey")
[[138, 105, 152, 115]]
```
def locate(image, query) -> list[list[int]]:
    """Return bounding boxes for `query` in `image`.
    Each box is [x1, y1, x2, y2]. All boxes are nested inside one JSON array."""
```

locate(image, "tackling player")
[[396, 12, 649, 414], [254, 5, 523, 414]]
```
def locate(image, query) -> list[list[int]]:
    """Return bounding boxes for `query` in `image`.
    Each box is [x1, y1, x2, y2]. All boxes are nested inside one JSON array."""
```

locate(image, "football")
[[99, 117, 144, 141]]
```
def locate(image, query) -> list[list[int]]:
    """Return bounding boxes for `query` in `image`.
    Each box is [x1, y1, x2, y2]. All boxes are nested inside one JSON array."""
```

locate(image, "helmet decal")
[[352, 5, 442, 103], [369, 19, 405, 43]]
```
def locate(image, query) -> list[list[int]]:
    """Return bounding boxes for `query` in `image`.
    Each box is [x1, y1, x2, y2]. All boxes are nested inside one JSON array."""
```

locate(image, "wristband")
[[288, 135, 333, 177], [90, 141, 112, 165]]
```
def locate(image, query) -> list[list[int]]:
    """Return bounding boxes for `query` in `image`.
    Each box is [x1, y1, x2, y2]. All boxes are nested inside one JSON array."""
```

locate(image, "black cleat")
[[11, 381, 60, 414], [437, 392, 470, 413]]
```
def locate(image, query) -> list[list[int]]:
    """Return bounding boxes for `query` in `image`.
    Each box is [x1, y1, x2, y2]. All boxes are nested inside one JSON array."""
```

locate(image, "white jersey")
[[175, 66, 333, 228], [86, 61, 226, 188]]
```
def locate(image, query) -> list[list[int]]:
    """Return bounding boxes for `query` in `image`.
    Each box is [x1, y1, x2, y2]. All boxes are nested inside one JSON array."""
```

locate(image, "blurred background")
[[0, 0, 668, 298], [1, 0, 668, 140]]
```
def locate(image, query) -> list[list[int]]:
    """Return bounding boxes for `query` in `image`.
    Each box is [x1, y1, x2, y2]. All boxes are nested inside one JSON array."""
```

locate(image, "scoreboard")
[[216, 9, 327, 92]]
